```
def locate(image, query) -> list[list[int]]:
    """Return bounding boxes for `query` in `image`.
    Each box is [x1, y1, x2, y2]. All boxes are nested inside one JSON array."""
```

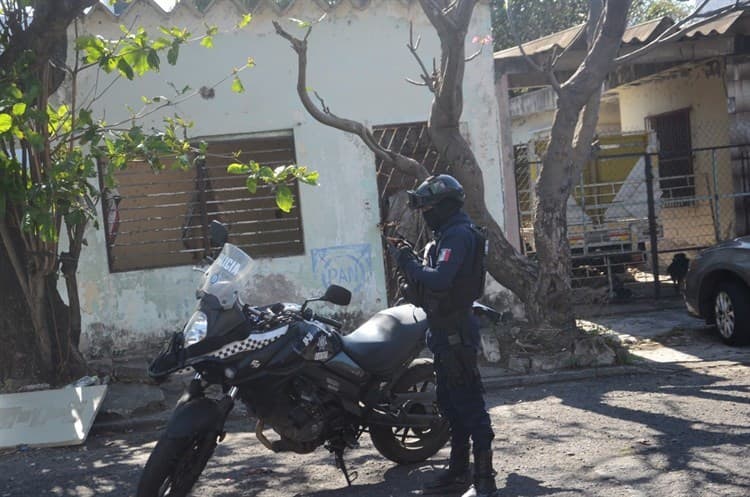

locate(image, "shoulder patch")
[[438, 248, 452, 262]]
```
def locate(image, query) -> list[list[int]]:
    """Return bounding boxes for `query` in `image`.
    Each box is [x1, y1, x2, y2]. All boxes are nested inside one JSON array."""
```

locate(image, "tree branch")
[[0, 219, 32, 311], [0, 0, 98, 80], [273, 21, 430, 181], [560, 0, 630, 109], [407, 23, 437, 92], [506, 0, 563, 93]]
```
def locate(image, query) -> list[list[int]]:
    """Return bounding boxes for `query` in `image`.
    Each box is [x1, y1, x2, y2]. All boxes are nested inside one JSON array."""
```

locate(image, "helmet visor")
[[407, 190, 426, 209]]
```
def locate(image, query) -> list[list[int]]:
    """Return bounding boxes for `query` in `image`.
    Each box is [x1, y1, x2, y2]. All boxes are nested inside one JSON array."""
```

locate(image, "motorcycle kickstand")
[[333, 448, 357, 487]]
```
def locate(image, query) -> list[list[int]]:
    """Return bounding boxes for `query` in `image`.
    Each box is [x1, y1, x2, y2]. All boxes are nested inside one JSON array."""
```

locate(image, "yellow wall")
[[616, 61, 733, 247]]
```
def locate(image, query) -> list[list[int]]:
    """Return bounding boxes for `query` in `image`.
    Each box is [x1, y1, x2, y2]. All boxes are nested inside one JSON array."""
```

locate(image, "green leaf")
[[301, 171, 319, 185], [12, 103, 26, 116], [167, 42, 180, 65], [246, 177, 257, 194], [117, 58, 135, 80], [147, 49, 161, 71], [258, 166, 274, 179], [289, 17, 311, 28], [276, 185, 294, 213], [237, 13, 253, 29], [9, 85, 23, 99], [75, 35, 107, 64], [152, 37, 171, 50], [201, 36, 214, 49], [231, 76, 245, 94], [227, 162, 250, 174], [78, 109, 93, 126], [0, 114, 11, 133]]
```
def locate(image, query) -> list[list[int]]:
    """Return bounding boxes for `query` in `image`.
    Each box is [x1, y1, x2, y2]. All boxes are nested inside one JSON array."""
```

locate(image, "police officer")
[[388, 174, 498, 497]]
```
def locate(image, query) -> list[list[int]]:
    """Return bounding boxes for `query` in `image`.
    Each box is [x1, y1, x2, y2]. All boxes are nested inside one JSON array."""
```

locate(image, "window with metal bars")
[[372, 121, 453, 302], [99, 132, 304, 272]]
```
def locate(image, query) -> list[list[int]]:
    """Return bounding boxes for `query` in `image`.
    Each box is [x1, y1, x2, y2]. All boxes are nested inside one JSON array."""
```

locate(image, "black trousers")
[[434, 346, 495, 452]]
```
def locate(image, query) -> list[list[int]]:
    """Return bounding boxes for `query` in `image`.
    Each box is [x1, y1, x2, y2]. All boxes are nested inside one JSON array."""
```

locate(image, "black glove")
[[387, 240, 416, 268], [436, 346, 478, 388], [400, 279, 424, 307]]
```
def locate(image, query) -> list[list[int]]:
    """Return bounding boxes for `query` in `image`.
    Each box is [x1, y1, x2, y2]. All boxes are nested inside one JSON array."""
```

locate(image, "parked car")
[[684, 236, 750, 345]]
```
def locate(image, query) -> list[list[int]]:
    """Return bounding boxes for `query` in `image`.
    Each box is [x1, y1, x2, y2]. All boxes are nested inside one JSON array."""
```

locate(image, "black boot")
[[461, 450, 497, 497], [422, 443, 471, 495]]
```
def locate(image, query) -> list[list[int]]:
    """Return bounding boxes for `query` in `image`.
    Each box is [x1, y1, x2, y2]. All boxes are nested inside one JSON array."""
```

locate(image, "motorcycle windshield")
[[199, 243, 255, 309]]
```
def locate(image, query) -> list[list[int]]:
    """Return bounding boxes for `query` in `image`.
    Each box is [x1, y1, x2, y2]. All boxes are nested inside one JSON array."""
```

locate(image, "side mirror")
[[209, 220, 228, 247], [322, 285, 351, 306]]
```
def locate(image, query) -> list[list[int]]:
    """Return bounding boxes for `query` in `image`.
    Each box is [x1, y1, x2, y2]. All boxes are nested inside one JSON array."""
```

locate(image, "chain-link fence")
[[516, 137, 750, 300]]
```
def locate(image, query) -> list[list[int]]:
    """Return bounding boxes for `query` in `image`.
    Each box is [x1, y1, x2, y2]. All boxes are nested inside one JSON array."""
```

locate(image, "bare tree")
[[274, 0, 632, 329]]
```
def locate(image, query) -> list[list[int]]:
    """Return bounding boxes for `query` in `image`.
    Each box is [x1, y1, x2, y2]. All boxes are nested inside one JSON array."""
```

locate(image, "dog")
[[667, 253, 690, 294]]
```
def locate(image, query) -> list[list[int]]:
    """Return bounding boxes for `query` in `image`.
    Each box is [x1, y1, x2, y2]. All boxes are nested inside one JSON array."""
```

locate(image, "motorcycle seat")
[[340, 304, 428, 376]]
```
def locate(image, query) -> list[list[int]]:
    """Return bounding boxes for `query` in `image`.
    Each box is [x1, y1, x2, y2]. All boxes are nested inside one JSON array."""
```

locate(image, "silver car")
[[684, 236, 750, 345]]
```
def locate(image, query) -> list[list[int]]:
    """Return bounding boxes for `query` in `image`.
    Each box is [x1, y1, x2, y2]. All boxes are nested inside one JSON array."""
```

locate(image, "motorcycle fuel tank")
[[293, 321, 342, 362]]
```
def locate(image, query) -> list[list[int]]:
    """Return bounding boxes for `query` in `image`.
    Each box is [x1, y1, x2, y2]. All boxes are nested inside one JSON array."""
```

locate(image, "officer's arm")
[[400, 232, 468, 290]]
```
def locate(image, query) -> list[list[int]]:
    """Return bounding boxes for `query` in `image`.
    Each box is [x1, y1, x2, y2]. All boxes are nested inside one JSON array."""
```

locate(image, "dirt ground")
[[2, 358, 749, 497]]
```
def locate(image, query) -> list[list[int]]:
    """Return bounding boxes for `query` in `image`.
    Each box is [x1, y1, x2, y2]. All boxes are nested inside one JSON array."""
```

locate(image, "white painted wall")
[[510, 94, 621, 149], [68, 0, 503, 354], [617, 63, 729, 142]]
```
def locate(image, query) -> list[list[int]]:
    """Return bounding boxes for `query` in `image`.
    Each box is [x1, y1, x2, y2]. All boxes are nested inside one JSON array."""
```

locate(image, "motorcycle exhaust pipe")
[[255, 419, 277, 452]]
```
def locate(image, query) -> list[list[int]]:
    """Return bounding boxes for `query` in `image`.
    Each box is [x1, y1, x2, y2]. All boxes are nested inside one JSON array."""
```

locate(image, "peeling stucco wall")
[[509, 89, 621, 149], [63, 0, 504, 354], [616, 61, 733, 247]]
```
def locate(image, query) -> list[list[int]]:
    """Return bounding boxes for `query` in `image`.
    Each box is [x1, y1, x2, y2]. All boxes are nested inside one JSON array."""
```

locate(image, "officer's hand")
[[387, 241, 416, 268], [386, 236, 413, 251]]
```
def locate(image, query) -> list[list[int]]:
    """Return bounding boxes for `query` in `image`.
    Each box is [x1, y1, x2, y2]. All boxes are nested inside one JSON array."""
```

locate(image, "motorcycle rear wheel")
[[370, 359, 449, 464], [136, 431, 217, 497]]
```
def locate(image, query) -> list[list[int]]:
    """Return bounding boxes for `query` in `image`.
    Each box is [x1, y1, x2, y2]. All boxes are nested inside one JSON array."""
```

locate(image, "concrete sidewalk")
[[91, 303, 750, 434]]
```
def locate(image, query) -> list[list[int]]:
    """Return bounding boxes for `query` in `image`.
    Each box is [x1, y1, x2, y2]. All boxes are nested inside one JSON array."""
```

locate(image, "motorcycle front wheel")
[[136, 431, 218, 497], [370, 359, 450, 464]]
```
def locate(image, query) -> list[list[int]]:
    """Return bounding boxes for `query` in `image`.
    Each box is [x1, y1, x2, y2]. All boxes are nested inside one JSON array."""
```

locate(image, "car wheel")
[[713, 281, 750, 346]]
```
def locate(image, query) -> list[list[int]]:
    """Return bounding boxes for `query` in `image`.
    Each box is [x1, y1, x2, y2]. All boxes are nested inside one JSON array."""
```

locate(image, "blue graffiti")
[[311, 244, 372, 293]]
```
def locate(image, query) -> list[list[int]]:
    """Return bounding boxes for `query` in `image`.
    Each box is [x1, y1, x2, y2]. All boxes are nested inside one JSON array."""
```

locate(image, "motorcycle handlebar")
[[303, 308, 343, 329]]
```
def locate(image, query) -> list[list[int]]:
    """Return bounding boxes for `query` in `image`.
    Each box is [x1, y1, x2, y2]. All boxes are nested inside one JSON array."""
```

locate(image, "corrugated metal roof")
[[682, 9, 744, 38], [493, 24, 584, 60], [624, 17, 674, 43], [495, 24, 585, 60], [494, 17, 671, 60], [494, 9, 746, 62]]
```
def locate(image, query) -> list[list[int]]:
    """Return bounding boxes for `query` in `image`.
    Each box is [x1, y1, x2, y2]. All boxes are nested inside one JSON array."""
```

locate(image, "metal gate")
[[515, 135, 750, 299], [371, 122, 450, 303]]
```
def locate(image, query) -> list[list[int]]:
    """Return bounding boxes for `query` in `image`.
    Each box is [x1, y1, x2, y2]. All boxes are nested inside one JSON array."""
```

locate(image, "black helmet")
[[407, 174, 465, 210]]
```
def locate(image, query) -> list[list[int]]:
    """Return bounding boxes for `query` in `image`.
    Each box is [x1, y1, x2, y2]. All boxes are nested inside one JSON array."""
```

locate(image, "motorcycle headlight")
[[183, 311, 208, 346]]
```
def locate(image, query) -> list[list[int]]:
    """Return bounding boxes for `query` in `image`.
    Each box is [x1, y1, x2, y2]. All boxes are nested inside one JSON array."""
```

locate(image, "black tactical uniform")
[[390, 175, 498, 497]]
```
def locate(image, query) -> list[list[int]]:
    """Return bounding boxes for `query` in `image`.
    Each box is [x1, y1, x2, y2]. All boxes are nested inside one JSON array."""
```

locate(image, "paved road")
[[2, 358, 749, 497]]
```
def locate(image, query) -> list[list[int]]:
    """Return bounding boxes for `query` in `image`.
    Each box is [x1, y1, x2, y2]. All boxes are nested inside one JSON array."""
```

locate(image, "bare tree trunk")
[[417, 0, 540, 309], [276, 0, 631, 330], [275, 1, 540, 313], [0, 237, 38, 382], [531, 0, 630, 328], [0, 219, 87, 383]]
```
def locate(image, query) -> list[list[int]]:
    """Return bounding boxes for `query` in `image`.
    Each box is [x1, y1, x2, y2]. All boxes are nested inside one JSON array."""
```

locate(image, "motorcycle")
[[137, 221, 500, 497]]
